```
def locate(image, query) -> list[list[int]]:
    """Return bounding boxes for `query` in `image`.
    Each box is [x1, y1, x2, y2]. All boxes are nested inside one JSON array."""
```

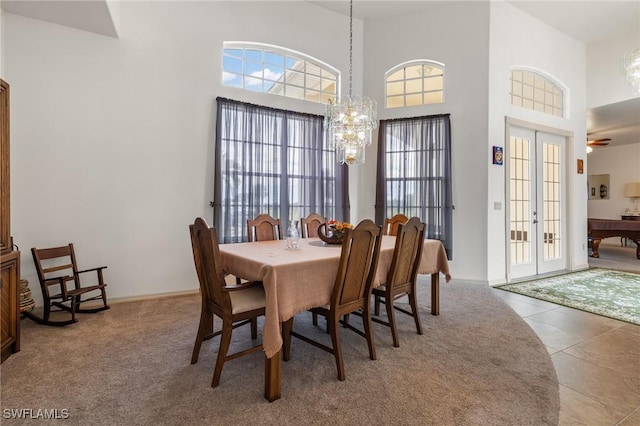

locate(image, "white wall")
[[587, 143, 640, 219], [4, 0, 606, 304], [488, 2, 590, 283], [587, 29, 640, 108], [361, 1, 491, 283], [105, 0, 120, 37], [5, 1, 358, 305]]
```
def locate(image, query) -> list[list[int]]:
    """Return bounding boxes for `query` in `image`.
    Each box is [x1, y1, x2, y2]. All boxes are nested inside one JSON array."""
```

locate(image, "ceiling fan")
[[587, 138, 611, 147]]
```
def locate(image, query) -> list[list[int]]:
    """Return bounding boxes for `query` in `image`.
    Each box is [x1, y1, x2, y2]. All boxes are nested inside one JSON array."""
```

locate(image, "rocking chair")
[[26, 243, 109, 326]]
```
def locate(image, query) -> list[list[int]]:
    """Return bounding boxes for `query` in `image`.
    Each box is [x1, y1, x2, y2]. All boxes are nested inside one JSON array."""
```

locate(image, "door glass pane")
[[510, 136, 531, 265], [543, 142, 561, 260]]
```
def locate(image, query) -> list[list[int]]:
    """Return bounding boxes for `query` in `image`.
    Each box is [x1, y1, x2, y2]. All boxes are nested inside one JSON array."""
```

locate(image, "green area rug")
[[497, 268, 640, 325]]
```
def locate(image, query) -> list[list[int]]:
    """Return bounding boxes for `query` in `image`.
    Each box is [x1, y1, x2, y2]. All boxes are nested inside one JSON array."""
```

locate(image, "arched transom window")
[[385, 60, 444, 108], [510, 68, 564, 117], [222, 42, 339, 104]]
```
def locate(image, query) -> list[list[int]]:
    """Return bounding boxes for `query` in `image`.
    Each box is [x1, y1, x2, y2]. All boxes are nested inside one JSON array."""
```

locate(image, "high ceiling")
[[506, 1, 639, 45], [310, 1, 640, 45], [587, 98, 640, 147], [2, 0, 639, 148], [1, 0, 117, 38], [309, 1, 640, 148], [3, 1, 638, 45]]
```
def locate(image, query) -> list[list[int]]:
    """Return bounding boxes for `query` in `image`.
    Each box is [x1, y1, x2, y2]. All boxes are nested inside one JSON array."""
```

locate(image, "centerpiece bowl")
[[318, 223, 342, 244], [317, 221, 353, 245]]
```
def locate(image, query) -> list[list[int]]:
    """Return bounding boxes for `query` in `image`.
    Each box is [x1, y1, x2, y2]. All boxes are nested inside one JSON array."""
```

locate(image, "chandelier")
[[324, 0, 377, 165], [623, 49, 640, 95]]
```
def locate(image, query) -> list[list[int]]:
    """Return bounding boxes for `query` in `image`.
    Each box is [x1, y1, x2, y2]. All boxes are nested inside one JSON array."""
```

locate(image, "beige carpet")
[[589, 242, 640, 274], [0, 280, 559, 425]]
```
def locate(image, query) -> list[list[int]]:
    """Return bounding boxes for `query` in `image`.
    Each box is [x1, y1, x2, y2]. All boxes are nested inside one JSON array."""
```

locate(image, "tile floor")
[[493, 288, 640, 426]]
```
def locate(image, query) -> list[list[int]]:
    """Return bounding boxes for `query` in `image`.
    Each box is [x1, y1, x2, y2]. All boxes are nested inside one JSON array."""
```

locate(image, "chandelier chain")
[[349, 0, 353, 99]]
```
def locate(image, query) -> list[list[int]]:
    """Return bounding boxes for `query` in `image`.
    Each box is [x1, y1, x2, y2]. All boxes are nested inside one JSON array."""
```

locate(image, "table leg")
[[430, 273, 440, 316], [264, 350, 281, 402], [590, 238, 601, 258], [632, 239, 640, 259]]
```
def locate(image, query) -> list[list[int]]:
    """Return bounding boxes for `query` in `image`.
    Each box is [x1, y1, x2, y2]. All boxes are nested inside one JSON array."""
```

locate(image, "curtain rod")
[[216, 97, 325, 120], [380, 113, 451, 123]]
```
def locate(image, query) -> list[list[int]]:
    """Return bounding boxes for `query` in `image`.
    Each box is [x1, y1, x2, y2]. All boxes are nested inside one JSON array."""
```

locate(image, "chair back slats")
[[33, 245, 74, 259], [190, 218, 231, 311], [254, 222, 279, 241], [387, 217, 425, 289], [383, 213, 409, 236], [247, 214, 281, 242], [41, 264, 74, 274], [32, 244, 78, 283], [332, 219, 382, 308], [301, 213, 326, 238]]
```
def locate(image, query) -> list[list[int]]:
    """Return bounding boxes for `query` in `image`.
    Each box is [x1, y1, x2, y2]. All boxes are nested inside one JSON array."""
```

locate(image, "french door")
[[508, 126, 566, 280]]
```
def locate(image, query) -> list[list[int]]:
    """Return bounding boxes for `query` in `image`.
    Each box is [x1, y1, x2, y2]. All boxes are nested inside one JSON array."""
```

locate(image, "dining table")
[[218, 235, 451, 402]]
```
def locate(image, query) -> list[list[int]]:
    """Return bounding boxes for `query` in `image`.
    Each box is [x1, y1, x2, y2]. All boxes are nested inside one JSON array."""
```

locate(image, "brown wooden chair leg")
[[312, 312, 318, 326], [330, 314, 345, 381], [101, 287, 109, 308], [43, 302, 52, 323], [250, 318, 258, 339], [362, 306, 376, 361], [212, 318, 233, 387], [374, 294, 381, 316], [408, 291, 423, 335], [385, 294, 400, 348], [191, 312, 213, 364], [70, 297, 78, 323], [23, 300, 77, 327], [342, 313, 350, 327]]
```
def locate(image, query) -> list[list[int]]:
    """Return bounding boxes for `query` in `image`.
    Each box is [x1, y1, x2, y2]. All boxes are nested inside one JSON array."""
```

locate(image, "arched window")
[[222, 42, 339, 104], [385, 60, 444, 108], [510, 68, 565, 117]]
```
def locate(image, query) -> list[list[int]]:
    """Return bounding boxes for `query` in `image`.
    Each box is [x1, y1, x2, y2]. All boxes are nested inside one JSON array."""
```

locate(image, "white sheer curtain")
[[214, 97, 349, 243], [375, 114, 453, 258]]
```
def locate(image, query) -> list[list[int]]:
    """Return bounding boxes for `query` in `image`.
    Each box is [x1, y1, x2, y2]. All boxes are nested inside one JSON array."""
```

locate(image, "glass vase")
[[285, 220, 300, 250]]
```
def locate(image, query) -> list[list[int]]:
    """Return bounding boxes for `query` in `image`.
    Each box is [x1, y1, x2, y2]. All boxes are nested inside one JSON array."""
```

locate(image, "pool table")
[[588, 218, 640, 259]]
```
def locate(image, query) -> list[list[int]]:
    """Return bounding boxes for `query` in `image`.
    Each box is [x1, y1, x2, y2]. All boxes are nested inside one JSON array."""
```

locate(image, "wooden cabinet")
[[1, 79, 10, 255], [1, 251, 20, 362], [0, 78, 20, 362]]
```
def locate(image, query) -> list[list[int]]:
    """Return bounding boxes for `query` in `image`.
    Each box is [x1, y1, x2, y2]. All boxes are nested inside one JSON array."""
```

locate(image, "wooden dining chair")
[[189, 217, 266, 388], [301, 213, 327, 326], [372, 217, 426, 347], [247, 214, 282, 242], [27, 243, 109, 326], [383, 213, 409, 236], [300, 213, 326, 238], [282, 219, 383, 381]]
